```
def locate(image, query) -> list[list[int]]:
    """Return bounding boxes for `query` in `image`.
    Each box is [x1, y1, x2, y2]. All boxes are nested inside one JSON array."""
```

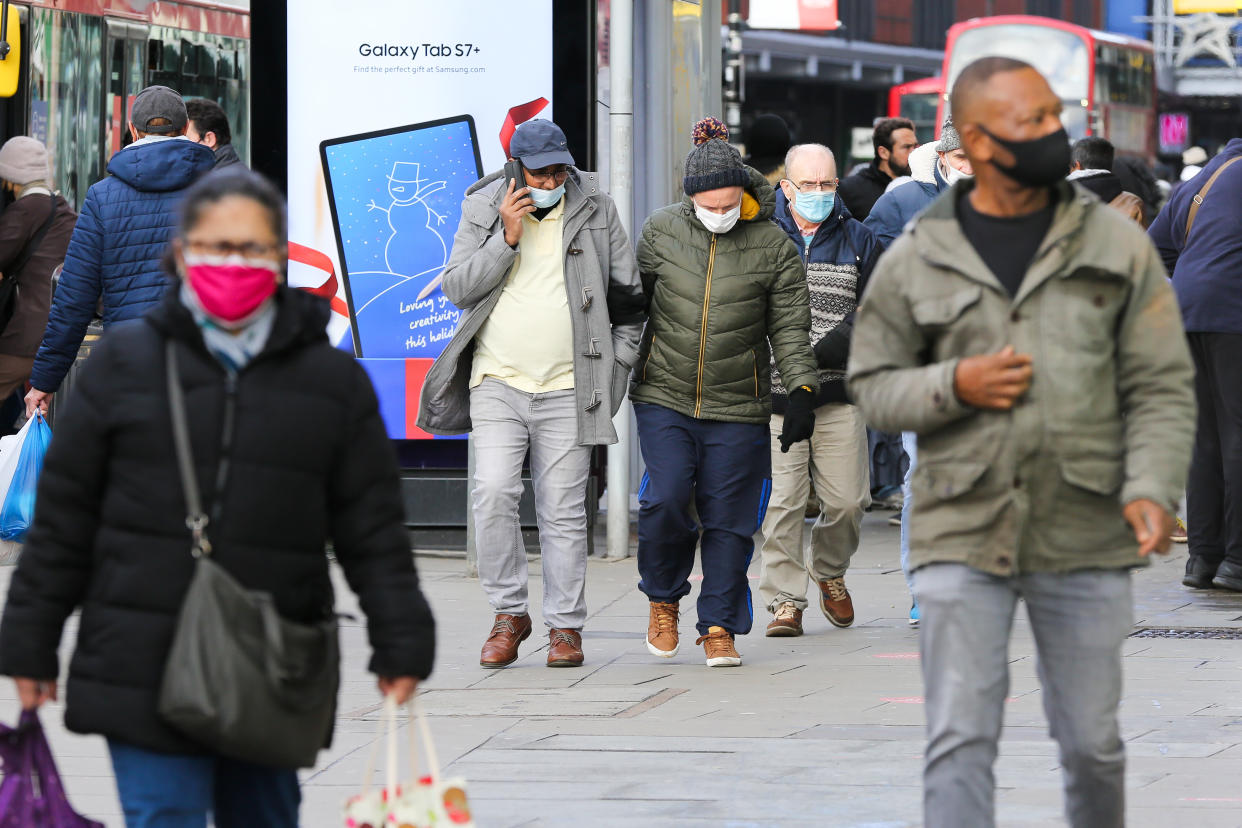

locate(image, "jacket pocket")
[[910, 286, 983, 328], [752, 349, 759, 398], [1058, 456, 1124, 497], [914, 461, 989, 502], [642, 335, 657, 382], [610, 358, 630, 416]]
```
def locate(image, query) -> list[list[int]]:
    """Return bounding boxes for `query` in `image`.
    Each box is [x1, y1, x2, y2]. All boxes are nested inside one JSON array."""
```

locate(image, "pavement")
[[2, 511, 1241, 827]]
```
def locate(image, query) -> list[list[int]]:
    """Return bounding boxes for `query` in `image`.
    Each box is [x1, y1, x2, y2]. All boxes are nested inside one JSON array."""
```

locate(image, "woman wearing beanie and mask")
[[0, 169, 434, 827], [630, 117, 818, 668], [0, 137, 76, 406]]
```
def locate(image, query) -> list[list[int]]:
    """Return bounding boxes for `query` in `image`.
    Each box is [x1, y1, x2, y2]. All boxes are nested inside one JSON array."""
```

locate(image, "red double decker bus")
[[887, 76, 944, 144], [938, 15, 1155, 164]]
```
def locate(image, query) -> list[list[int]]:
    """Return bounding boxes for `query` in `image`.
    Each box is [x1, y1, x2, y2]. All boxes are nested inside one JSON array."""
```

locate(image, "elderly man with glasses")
[[419, 119, 646, 669], [757, 143, 883, 637]]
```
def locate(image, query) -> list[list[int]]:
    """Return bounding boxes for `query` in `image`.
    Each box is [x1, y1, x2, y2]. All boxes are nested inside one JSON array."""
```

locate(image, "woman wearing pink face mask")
[[0, 169, 435, 827]]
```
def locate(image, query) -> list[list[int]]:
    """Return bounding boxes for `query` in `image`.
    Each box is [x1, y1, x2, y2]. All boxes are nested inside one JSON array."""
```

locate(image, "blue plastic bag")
[[0, 414, 52, 542]]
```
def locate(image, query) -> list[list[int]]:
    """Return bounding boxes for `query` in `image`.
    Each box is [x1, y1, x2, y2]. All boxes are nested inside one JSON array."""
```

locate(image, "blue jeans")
[[634, 403, 771, 635], [900, 431, 917, 593], [108, 741, 300, 828]]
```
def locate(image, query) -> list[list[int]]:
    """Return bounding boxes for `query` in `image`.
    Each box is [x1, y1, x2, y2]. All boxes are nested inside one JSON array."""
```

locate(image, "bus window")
[[28, 9, 104, 208], [945, 23, 1090, 140]]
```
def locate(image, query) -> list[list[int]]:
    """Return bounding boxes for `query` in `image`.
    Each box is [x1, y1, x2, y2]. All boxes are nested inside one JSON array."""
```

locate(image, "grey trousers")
[[758, 404, 870, 612], [469, 379, 592, 630], [912, 563, 1132, 828]]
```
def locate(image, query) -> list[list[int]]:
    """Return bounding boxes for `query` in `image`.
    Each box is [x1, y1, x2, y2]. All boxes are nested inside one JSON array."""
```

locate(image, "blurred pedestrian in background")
[[0, 169, 435, 827], [1149, 137, 1242, 592], [25, 85, 214, 418], [837, 117, 918, 222], [185, 98, 245, 169], [0, 137, 76, 404], [745, 113, 793, 186]]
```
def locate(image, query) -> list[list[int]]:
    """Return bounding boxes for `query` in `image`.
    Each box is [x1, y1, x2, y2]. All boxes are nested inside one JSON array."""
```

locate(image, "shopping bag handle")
[[360, 694, 444, 802]]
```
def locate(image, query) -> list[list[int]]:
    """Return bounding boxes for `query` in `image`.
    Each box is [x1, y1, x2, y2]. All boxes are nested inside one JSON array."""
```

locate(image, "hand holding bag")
[[156, 340, 339, 768], [0, 710, 104, 827], [343, 696, 473, 828]]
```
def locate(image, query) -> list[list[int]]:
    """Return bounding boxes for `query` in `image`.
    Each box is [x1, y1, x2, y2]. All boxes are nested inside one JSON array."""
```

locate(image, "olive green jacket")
[[848, 181, 1195, 575], [629, 168, 818, 423]]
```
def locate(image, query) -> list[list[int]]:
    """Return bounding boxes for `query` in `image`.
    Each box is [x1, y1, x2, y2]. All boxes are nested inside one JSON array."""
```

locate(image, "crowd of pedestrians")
[[0, 53, 1232, 828]]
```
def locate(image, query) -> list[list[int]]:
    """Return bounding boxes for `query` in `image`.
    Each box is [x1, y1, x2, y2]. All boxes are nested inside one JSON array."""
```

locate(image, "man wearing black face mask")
[[849, 57, 1196, 828]]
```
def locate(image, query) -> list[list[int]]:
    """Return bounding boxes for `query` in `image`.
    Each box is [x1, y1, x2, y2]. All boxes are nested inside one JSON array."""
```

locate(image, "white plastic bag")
[[343, 695, 473, 828], [0, 419, 36, 565]]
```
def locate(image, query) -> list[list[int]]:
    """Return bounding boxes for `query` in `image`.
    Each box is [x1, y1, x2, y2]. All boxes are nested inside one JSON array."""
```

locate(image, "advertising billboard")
[[286, 1, 554, 438]]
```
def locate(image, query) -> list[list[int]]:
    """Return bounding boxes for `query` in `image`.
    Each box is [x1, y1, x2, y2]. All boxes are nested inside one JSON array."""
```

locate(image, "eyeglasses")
[[526, 165, 571, 185], [186, 239, 282, 258], [787, 179, 838, 193]]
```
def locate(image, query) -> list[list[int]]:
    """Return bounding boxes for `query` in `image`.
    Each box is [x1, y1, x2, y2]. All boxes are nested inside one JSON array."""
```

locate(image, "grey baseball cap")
[[130, 85, 187, 135], [510, 119, 575, 168]]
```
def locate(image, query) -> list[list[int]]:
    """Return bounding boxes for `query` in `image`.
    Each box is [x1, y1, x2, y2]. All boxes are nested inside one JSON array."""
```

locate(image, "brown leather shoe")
[[646, 601, 680, 657], [818, 577, 854, 627], [695, 626, 741, 667], [765, 601, 804, 637], [479, 613, 532, 668], [547, 628, 584, 667]]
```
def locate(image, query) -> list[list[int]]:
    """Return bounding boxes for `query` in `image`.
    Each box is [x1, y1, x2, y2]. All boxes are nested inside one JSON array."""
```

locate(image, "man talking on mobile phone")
[[419, 119, 645, 669], [848, 58, 1195, 828]]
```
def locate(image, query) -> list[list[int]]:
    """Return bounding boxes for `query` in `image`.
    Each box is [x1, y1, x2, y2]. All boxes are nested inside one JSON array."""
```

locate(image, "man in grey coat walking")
[[419, 120, 645, 669]]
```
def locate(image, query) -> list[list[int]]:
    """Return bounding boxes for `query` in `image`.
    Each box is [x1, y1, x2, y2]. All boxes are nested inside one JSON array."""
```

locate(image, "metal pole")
[[606, 0, 634, 561], [724, 0, 744, 141]]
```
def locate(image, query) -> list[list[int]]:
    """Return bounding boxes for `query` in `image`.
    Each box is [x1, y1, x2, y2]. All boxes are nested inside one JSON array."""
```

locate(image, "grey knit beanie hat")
[[0, 137, 50, 185], [683, 117, 749, 195], [934, 117, 961, 153]]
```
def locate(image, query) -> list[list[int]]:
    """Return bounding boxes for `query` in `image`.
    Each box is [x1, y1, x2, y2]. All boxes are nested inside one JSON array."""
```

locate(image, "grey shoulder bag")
[[156, 340, 339, 768]]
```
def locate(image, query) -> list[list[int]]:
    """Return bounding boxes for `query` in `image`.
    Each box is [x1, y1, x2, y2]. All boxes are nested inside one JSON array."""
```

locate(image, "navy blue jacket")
[[1148, 138, 1242, 335], [772, 189, 881, 409], [30, 138, 215, 392], [863, 159, 949, 249]]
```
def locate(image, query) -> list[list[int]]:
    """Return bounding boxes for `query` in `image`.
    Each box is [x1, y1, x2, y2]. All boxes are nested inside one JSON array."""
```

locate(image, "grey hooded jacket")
[[417, 169, 645, 445]]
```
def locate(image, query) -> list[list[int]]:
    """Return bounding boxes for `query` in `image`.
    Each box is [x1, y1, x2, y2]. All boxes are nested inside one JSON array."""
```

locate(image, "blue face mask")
[[528, 183, 565, 209], [793, 190, 835, 224]]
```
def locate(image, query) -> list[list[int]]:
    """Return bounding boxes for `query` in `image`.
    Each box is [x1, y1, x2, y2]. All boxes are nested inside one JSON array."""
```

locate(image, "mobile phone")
[[503, 158, 526, 196]]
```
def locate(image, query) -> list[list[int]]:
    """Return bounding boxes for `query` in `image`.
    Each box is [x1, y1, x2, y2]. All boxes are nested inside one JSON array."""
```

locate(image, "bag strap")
[[1185, 156, 1242, 243], [165, 340, 212, 558], [5, 196, 58, 284]]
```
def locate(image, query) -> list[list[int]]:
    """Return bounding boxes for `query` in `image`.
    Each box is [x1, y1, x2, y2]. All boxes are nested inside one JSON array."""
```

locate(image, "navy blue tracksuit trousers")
[[634, 402, 772, 635]]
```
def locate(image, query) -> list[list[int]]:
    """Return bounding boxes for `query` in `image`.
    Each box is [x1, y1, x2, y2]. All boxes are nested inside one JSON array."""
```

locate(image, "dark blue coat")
[[29, 138, 215, 392], [772, 188, 881, 408], [863, 161, 949, 249], [1148, 138, 1242, 335]]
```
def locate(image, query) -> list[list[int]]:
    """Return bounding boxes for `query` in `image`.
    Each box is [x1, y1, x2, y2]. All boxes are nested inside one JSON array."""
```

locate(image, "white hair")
[[783, 143, 836, 178]]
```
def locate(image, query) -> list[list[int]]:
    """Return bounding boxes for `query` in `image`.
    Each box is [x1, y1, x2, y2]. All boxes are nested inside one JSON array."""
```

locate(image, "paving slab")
[[1, 511, 1240, 826]]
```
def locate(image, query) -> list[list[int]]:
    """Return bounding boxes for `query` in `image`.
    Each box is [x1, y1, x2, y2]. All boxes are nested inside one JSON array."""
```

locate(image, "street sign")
[[747, 0, 840, 31]]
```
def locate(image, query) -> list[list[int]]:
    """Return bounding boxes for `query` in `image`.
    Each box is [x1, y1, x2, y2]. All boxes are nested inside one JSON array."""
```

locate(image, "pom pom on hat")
[[692, 117, 730, 147]]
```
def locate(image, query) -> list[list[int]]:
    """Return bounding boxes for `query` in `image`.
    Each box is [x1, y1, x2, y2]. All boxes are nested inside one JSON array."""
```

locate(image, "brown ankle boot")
[[479, 613, 532, 668]]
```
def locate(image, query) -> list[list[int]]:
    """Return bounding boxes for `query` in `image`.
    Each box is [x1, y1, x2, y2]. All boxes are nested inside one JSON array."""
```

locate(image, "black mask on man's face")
[[979, 125, 1071, 188]]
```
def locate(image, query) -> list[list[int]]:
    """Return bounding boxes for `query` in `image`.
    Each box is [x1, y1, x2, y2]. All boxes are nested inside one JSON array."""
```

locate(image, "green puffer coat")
[[630, 167, 818, 423]]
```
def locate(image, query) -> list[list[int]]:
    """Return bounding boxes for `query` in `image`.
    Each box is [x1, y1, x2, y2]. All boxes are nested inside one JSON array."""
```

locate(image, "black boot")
[[1211, 559, 1242, 592], [1183, 556, 1219, 589]]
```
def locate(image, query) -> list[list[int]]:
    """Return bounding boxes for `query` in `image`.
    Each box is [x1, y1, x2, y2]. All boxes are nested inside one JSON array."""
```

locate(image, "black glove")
[[813, 324, 851, 369], [779, 386, 816, 453]]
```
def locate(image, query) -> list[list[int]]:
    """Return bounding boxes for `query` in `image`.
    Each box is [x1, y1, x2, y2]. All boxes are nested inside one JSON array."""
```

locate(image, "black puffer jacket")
[[0, 286, 435, 754]]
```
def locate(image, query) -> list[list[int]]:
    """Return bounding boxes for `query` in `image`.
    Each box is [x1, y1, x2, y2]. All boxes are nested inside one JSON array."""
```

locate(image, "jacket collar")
[[679, 165, 776, 228], [148, 282, 330, 364], [468, 166, 599, 231], [910, 180, 1095, 304]]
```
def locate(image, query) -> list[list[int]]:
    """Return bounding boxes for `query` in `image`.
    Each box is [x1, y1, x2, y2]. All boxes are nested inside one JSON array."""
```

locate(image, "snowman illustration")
[[366, 161, 449, 299]]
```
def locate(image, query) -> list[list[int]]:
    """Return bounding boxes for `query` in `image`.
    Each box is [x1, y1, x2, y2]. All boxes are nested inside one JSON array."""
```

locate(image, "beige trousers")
[[758, 403, 870, 612]]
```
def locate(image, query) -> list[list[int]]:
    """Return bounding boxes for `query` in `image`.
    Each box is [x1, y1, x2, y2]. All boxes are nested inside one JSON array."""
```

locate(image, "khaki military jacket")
[[848, 181, 1195, 576]]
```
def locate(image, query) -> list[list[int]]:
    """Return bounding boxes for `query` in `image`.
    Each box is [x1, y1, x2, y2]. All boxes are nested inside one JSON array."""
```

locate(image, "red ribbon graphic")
[[498, 97, 550, 157], [289, 241, 349, 318]]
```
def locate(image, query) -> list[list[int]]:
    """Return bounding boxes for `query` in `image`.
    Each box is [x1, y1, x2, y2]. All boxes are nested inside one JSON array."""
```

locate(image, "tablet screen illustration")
[[321, 116, 482, 358]]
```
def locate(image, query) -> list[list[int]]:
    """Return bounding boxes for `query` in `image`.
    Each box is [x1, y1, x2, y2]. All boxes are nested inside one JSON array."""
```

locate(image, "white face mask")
[[943, 160, 973, 187], [694, 202, 741, 234]]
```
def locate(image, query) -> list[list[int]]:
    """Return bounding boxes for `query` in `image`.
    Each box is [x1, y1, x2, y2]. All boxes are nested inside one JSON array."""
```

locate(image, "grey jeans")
[[470, 378, 592, 629], [912, 563, 1133, 828]]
